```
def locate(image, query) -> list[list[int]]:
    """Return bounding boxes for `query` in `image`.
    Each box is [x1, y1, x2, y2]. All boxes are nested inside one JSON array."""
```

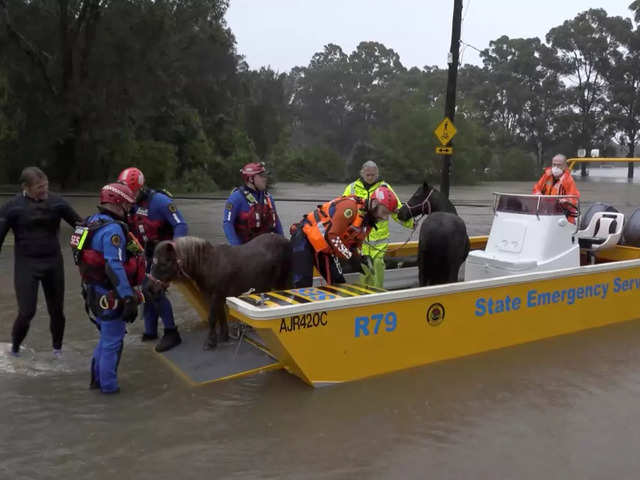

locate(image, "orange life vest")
[[533, 168, 580, 198], [302, 196, 371, 259]]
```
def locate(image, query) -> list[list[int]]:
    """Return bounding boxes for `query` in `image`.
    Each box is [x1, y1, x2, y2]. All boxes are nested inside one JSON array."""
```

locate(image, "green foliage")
[[1, 2, 639, 192], [279, 145, 344, 183], [209, 127, 259, 188], [114, 139, 178, 188], [171, 167, 218, 193], [484, 147, 538, 181]]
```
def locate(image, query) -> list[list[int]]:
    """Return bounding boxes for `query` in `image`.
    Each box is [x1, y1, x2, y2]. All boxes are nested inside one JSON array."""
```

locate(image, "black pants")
[[290, 229, 344, 288], [12, 254, 66, 350]]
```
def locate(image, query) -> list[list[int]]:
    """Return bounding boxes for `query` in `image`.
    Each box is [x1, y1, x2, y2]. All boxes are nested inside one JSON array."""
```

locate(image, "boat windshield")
[[494, 193, 575, 216]]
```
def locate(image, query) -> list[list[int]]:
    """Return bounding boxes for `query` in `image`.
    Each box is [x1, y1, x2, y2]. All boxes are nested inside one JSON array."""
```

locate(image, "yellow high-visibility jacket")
[[342, 179, 414, 256]]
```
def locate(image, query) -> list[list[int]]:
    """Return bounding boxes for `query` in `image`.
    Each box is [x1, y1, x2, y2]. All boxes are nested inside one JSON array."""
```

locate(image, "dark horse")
[[397, 182, 470, 286], [148, 233, 291, 349]]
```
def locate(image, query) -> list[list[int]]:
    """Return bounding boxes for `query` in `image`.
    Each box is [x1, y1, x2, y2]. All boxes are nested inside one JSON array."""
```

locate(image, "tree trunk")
[[536, 140, 543, 170], [628, 129, 636, 179]]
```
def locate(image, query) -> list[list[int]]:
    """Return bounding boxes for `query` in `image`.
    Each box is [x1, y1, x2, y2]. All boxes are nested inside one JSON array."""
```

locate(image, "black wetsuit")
[[0, 192, 82, 351]]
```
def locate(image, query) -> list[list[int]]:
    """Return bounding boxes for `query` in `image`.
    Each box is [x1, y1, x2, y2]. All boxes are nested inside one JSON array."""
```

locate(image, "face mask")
[[551, 166, 563, 177]]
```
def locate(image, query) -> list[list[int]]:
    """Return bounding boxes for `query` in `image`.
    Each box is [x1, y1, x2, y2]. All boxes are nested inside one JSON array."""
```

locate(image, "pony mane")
[[174, 236, 213, 276]]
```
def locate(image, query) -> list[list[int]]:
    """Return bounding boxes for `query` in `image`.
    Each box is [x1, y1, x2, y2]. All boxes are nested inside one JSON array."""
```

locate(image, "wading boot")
[[155, 327, 182, 352]]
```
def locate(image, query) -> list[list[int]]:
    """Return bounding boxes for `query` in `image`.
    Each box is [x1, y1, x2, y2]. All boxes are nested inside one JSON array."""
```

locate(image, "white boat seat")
[[576, 212, 624, 251]]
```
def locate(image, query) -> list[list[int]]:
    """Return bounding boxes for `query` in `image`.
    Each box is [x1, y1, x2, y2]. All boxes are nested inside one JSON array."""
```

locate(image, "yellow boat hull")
[[227, 242, 640, 386]]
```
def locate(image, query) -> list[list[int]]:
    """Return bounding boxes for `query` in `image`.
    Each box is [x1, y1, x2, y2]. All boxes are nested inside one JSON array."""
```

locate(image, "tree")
[[602, 13, 640, 175], [289, 44, 353, 155], [239, 67, 290, 161], [546, 9, 622, 174], [478, 36, 566, 169], [0, 0, 243, 189]]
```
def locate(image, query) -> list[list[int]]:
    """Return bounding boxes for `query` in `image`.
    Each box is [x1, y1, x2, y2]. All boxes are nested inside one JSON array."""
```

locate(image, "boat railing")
[[567, 157, 640, 169]]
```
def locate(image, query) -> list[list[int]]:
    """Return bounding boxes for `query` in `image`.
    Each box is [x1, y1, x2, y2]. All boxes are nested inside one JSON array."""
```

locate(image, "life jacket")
[[70, 218, 146, 287], [536, 169, 572, 196], [128, 189, 174, 249], [234, 187, 277, 243], [533, 168, 580, 224], [302, 196, 370, 257]]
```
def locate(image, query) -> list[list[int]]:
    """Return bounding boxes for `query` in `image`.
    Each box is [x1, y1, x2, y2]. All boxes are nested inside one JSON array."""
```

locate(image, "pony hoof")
[[203, 339, 218, 351]]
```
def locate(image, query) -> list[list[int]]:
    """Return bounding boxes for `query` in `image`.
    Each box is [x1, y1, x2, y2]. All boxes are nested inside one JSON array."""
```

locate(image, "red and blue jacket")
[[223, 186, 283, 245], [76, 213, 143, 299], [128, 188, 188, 257]]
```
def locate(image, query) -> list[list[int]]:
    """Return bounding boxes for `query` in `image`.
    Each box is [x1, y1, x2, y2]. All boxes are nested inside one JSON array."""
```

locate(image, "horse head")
[[397, 182, 434, 221], [397, 182, 457, 221], [147, 240, 181, 297]]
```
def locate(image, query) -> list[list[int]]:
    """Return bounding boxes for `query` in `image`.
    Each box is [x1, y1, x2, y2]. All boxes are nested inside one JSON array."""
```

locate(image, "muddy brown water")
[[2, 175, 640, 479]]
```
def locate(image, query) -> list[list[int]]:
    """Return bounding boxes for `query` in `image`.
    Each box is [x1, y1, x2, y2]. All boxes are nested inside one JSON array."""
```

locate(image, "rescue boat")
[[165, 158, 640, 387]]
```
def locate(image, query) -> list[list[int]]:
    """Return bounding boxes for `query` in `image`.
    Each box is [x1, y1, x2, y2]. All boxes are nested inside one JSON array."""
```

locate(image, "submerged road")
[[2, 177, 640, 479]]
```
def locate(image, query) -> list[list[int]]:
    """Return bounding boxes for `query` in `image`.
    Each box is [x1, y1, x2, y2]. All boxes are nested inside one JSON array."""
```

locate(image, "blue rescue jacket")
[[223, 187, 283, 245]]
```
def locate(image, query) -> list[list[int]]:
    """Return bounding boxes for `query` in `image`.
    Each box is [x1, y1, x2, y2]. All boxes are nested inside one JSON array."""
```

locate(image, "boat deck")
[[155, 326, 281, 386]]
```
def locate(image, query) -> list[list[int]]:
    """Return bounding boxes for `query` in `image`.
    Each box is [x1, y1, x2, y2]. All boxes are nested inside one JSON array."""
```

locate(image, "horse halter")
[[405, 188, 434, 218], [147, 271, 171, 291], [146, 241, 192, 291], [364, 188, 435, 255]]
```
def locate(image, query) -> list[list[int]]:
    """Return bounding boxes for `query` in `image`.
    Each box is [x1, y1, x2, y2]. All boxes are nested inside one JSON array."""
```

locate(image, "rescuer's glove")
[[121, 296, 138, 323]]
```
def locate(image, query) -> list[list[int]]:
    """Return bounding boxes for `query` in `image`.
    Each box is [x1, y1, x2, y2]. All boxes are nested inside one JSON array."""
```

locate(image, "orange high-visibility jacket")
[[302, 196, 371, 259], [532, 167, 581, 198]]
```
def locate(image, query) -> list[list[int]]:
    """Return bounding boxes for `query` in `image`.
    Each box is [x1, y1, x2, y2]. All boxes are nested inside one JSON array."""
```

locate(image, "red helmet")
[[240, 162, 266, 182], [117, 167, 145, 195], [100, 182, 135, 206], [372, 185, 398, 212]]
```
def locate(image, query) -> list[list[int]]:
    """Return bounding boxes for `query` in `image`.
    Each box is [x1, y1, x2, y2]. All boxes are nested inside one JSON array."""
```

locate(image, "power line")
[[460, 40, 483, 54]]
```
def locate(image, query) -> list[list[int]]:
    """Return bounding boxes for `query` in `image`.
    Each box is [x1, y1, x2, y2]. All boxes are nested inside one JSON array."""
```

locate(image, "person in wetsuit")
[[0, 167, 82, 356]]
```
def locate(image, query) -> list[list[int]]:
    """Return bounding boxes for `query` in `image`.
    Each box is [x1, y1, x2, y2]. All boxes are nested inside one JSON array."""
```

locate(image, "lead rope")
[[363, 189, 433, 255]]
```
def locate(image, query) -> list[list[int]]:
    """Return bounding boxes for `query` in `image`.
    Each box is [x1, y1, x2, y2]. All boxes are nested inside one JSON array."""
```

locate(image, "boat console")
[[465, 193, 581, 281]]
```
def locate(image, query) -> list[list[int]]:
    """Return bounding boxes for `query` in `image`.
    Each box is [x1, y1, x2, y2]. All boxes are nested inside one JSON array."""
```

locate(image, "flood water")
[[3, 174, 640, 479]]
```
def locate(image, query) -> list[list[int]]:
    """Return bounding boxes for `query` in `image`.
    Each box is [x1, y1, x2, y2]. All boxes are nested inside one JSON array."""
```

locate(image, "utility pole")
[[440, 0, 463, 198]]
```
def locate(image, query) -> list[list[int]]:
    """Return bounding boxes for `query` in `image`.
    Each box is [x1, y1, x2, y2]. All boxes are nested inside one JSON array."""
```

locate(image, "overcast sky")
[[225, 1, 635, 72]]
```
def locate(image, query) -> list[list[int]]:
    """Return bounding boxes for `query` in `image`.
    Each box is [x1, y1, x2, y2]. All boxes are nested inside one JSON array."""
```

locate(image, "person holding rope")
[[343, 161, 413, 287], [290, 185, 399, 288]]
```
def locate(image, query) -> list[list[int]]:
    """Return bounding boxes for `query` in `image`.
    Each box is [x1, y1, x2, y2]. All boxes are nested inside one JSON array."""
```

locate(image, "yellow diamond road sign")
[[434, 117, 457, 145]]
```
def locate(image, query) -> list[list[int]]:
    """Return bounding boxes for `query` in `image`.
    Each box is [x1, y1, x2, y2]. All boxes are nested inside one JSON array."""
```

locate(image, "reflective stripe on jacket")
[[302, 196, 371, 259], [343, 179, 413, 254]]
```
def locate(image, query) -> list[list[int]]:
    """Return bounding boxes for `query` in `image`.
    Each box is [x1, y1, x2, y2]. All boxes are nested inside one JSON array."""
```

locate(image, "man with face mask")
[[533, 154, 581, 222]]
